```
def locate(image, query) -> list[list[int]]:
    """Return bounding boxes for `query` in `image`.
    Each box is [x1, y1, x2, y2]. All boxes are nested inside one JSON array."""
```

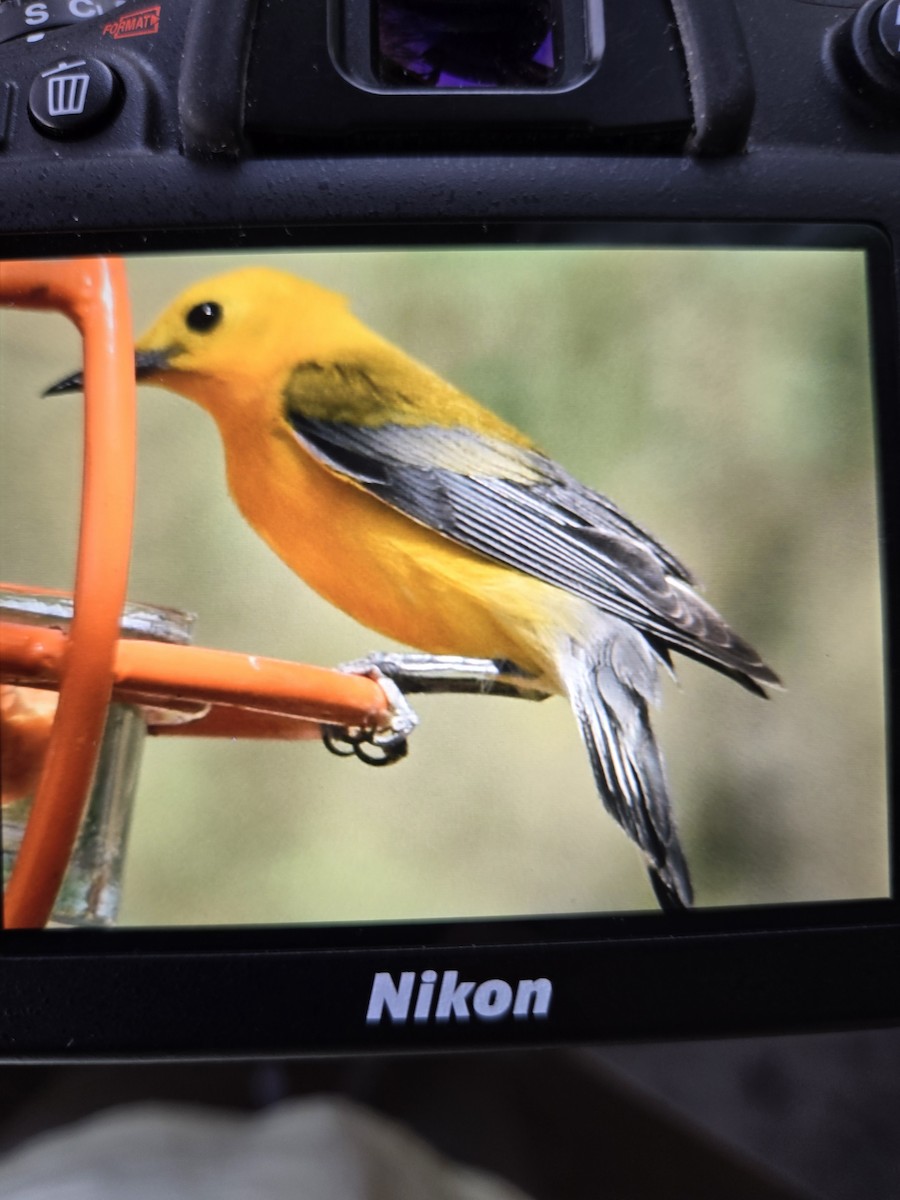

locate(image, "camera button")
[[28, 57, 122, 139]]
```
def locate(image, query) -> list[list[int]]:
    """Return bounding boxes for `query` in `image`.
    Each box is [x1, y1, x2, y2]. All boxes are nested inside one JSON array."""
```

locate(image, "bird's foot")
[[333, 652, 551, 700], [321, 661, 419, 768], [320, 652, 550, 767]]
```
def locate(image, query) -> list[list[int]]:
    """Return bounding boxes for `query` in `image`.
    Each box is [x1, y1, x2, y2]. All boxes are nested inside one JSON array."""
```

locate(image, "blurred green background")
[[0, 244, 889, 922]]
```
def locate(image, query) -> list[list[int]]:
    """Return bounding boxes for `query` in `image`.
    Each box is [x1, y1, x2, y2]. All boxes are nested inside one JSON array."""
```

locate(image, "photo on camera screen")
[[0, 235, 890, 927]]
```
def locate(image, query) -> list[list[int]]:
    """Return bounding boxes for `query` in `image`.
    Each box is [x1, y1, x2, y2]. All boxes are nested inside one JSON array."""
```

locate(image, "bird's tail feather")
[[562, 641, 693, 910]]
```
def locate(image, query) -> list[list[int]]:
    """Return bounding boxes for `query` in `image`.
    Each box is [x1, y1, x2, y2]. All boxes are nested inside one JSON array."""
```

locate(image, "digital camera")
[[0, 0, 898, 1060]]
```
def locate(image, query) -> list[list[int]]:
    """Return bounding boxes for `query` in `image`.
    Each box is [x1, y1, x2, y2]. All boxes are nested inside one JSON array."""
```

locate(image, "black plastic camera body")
[[0, 0, 898, 1059], [0, 0, 896, 238]]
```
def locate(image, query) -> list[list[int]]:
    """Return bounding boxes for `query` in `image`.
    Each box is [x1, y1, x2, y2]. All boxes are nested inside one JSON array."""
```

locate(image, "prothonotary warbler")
[[50, 266, 780, 910]]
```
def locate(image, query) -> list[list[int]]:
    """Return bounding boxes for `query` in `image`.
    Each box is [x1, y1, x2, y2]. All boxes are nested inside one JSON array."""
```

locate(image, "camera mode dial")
[[830, 0, 900, 115]]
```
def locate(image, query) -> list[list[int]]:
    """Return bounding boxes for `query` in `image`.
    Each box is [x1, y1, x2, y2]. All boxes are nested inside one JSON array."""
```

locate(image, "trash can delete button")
[[29, 58, 122, 138]]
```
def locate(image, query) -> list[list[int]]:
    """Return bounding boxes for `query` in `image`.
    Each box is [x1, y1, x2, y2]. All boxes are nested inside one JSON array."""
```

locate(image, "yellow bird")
[[50, 266, 779, 909]]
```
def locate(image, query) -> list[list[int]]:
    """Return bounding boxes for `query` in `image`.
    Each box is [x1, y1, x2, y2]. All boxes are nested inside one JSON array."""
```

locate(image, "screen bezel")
[[1, 219, 897, 1056]]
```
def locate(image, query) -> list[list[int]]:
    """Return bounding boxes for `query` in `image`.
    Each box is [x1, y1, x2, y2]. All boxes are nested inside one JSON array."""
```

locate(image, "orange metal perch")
[[0, 620, 389, 739], [0, 258, 391, 929], [1, 258, 136, 929]]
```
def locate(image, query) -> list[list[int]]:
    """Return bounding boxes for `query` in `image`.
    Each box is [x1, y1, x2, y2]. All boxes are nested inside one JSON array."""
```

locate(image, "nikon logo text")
[[365, 970, 553, 1025]]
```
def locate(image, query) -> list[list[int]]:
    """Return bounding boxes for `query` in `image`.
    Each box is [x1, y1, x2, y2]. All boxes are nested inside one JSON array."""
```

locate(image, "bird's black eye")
[[185, 301, 222, 333]]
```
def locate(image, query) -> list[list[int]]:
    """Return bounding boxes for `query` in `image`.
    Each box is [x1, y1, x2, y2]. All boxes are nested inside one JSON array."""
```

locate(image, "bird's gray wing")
[[283, 373, 777, 693]]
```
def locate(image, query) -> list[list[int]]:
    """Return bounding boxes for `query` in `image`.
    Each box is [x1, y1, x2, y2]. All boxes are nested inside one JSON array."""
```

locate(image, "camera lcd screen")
[[0, 229, 893, 933]]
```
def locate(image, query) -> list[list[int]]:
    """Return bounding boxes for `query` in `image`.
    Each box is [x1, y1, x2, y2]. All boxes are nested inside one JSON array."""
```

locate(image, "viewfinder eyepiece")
[[335, 0, 604, 92], [373, 0, 561, 88]]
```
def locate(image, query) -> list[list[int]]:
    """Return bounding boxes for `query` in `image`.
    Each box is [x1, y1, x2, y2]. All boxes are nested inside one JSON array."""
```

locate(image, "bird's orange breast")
[[216, 409, 571, 689]]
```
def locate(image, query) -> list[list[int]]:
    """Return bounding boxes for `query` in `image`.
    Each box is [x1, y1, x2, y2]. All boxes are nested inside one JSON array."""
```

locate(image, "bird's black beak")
[[43, 369, 85, 395], [43, 347, 174, 396]]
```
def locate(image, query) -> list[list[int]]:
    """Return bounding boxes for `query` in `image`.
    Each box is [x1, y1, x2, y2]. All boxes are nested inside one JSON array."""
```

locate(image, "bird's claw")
[[320, 659, 419, 768], [320, 723, 410, 766]]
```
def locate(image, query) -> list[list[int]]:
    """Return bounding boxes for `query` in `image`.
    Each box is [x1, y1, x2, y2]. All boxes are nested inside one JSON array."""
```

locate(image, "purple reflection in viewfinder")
[[375, 0, 559, 88]]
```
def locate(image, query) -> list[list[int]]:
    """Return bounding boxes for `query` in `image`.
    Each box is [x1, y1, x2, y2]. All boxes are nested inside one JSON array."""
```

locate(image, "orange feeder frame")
[[0, 258, 391, 929]]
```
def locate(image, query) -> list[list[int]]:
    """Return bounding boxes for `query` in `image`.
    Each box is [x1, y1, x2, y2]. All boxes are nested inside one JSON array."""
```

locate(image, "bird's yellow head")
[[133, 267, 375, 419]]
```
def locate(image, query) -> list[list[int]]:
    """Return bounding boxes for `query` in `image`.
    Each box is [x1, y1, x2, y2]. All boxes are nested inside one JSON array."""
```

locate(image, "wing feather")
[[283, 367, 778, 692]]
